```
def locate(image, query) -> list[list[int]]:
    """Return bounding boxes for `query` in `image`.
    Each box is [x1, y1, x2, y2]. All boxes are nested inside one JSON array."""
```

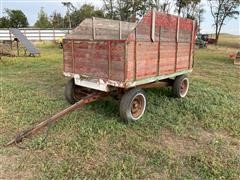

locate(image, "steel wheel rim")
[[130, 94, 146, 120], [180, 78, 189, 97]]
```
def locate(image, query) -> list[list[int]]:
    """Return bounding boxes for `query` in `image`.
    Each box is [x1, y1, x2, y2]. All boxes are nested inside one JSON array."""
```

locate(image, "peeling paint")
[[63, 70, 192, 92]]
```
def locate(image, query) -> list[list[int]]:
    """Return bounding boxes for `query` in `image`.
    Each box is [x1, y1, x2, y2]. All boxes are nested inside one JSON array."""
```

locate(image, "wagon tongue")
[[5, 92, 107, 147]]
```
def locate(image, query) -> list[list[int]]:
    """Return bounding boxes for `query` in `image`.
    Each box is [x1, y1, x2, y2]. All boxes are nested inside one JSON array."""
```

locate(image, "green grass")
[[0, 42, 240, 179]]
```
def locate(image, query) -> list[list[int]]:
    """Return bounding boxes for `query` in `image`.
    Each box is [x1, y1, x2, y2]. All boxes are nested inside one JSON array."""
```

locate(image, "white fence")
[[0, 28, 72, 41]]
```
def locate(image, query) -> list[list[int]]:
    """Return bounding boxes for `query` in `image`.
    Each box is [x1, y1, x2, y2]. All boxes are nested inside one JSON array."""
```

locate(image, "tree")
[[0, 9, 28, 28], [69, 4, 104, 28], [103, 0, 152, 21], [103, 0, 117, 19], [152, 0, 175, 13], [208, 0, 239, 44], [34, 7, 51, 28], [50, 11, 65, 28], [62, 2, 76, 28], [196, 6, 205, 33], [0, 16, 10, 28], [175, 0, 201, 16]]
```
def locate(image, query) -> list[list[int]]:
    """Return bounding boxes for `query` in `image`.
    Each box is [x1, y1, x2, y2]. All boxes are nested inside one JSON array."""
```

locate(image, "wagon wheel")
[[119, 88, 147, 123], [172, 75, 189, 98], [65, 78, 95, 104]]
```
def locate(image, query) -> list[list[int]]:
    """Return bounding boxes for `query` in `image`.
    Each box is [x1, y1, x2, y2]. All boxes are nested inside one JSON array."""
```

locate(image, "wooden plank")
[[71, 40, 75, 73], [174, 17, 180, 72], [188, 21, 195, 69], [124, 42, 127, 81], [92, 17, 95, 40], [119, 21, 122, 40], [108, 41, 111, 79], [151, 10, 156, 42], [134, 29, 137, 80], [157, 27, 161, 75], [160, 28, 176, 42]]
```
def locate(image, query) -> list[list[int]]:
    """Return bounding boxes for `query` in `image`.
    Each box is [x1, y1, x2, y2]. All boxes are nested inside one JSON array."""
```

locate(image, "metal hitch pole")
[[6, 92, 107, 147]]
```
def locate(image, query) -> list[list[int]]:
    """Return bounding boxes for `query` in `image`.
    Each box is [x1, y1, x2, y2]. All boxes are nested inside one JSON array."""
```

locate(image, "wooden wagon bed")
[[63, 11, 196, 92]]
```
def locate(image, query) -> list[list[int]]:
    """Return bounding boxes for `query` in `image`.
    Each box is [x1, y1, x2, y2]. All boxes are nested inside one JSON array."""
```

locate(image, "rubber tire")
[[172, 75, 189, 98], [64, 78, 78, 104], [119, 88, 146, 123]]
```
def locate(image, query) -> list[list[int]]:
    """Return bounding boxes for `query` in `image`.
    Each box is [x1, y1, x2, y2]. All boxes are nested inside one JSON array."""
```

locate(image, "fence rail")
[[0, 28, 72, 41]]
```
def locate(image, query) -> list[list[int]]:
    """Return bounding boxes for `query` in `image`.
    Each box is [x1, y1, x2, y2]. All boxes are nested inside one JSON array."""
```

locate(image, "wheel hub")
[[131, 95, 144, 119], [180, 79, 188, 96]]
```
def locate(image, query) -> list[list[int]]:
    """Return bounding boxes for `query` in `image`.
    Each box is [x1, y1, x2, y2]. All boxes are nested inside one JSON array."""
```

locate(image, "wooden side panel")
[[136, 42, 158, 79], [176, 43, 191, 71], [110, 42, 125, 81], [126, 11, 196, 81], [63, 40, 125, 81], [126, 42, 135, 80], [73, 41, 108, 79], [159, 42, 176, 75], [63, 40, 73, 73]]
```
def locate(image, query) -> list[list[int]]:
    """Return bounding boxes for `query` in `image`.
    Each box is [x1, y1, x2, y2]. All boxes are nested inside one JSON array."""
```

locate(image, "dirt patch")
[[0, 146, 43, 180], [0, 153, 33, 180], [142, 128, 240, 157], [135, 129, 201, 157], [159, 130, 200, 156]]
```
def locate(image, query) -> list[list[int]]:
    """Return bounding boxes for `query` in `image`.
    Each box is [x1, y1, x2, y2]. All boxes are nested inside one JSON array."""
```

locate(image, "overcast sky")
[[0, 0, 239, 35]]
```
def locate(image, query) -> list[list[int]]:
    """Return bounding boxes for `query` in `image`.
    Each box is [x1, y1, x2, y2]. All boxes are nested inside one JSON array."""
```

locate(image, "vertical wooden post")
[[9, 30, 12, 50], [53, 28, 55, 41], [151, 10, 156, 42], [174, 17, 180, 72], [9, 30, 12, 41], [92, 17, 95, 40], [157, 27, 161, 76], [124, 42, 128, 81], [134, 28, 137, 81], [39, 29, 41, 41], [16, 40, 19, 56], [119, 21, 122, 40], [108, 41, 111, 79], [71, 40, 75, 73], [188, 21, 195, 69]]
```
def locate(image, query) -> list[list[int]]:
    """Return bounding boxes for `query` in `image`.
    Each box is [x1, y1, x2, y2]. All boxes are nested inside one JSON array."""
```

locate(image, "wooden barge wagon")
[[6, 11, 197, 146], [63, 11, 196, 122]]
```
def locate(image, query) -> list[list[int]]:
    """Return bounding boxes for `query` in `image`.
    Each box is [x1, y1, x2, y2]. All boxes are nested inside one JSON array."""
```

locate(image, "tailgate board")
[[63, 40, 126, 81]]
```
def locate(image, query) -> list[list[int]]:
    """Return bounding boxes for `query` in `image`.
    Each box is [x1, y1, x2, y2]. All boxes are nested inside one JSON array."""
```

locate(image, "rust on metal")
[[138, 80, 172, 89], [131, 94, 145, 118], [6, 92, 107, 147]]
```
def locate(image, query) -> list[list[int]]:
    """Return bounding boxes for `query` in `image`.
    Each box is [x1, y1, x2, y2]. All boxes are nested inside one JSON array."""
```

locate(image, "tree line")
[[0, 0, 239, 44]]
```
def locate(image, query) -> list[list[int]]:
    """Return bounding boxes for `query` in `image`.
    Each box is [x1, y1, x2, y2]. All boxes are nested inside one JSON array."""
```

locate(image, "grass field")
[[0, 42, 240, 179], [214, 33, 240, 49]]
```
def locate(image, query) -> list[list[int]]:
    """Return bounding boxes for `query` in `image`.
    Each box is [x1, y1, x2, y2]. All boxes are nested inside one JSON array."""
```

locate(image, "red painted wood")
[[63, 11, 196, 85]]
